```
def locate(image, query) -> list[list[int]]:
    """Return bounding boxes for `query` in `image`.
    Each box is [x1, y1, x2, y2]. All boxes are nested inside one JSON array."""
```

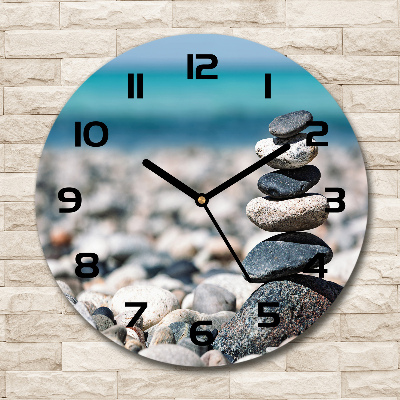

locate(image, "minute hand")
[[205, 143, 290, 200]]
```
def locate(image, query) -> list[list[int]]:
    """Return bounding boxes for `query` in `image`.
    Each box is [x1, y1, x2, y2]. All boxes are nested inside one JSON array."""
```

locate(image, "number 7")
[[125, 302, 147, 328]]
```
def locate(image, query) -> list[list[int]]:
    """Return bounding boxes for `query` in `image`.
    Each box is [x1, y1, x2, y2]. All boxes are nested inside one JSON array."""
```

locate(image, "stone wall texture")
[[0, 0, 399, 398]]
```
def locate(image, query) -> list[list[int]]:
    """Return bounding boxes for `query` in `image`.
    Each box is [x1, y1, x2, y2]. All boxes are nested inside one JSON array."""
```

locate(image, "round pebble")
[[201, 350, 229, 366], [193, 284, 236, 314], [93, 307, 115, 322], [139, 344, 205, 367], [269, 110, 313, 138], [246, 194, 329, 232], [110, 285, 179, 330], [150, 326, 176, 346], [93, 314, 115, 331], [257, 165, 321, 199], [125, 338, 144, 353], [255, 133, 318, 169], [102, 325, 127, 345]]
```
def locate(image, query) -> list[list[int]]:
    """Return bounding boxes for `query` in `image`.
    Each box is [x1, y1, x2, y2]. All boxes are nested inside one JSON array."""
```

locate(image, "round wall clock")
[[35, 34, 368, 367]]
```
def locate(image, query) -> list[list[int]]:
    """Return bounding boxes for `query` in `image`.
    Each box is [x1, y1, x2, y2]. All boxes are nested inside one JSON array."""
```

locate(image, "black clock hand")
[[204, 205, 253, 283], [143, 159, 199, 200], [205, 143, 290, 200]]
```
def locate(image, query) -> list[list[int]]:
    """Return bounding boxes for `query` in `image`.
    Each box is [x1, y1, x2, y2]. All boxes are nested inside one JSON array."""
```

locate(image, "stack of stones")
[[213, 111, 343, 361]]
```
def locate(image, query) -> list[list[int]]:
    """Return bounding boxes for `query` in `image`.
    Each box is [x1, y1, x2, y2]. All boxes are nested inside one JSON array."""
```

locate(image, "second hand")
[[203, 205, 253, 283]]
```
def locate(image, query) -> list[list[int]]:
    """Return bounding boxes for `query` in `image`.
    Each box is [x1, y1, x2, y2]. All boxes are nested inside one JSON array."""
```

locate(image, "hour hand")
[[142, 159, 199, 200]]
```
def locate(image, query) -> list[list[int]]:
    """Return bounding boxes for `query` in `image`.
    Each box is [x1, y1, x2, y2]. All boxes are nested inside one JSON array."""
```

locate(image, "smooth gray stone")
[[93, 314, 115, 332], [257, 165, 321, 199], [177, 337, 209, 357], [269, 110, 313, 138], [139, 344, 205, 367], [213, 276, 342, 361], [93, 307, 115, 321], [243, 232, 332, 282], [193, 284, 236, 314]]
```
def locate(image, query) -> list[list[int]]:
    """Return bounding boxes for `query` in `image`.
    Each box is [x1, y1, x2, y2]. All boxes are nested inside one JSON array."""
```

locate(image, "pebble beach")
[[36, 112, 368, 366]]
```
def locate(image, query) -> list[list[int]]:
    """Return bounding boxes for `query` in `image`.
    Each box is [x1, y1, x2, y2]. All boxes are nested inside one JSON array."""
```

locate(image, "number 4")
[[125, 302, 147, 327]]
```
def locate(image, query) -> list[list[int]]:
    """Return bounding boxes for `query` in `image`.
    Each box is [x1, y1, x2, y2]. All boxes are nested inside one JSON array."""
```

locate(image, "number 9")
[[58, 187, 82, 213]]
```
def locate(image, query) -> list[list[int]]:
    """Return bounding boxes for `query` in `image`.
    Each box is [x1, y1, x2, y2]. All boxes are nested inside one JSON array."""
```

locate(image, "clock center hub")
[[198, 196, 206, 204], [196, 194, 209, 207]]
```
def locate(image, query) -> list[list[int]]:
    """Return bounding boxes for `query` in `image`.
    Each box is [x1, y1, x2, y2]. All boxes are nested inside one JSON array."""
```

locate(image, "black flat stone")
[[257, 165, 321, 199], [243, 232, 333, 282], [269, 110, 313, 138]]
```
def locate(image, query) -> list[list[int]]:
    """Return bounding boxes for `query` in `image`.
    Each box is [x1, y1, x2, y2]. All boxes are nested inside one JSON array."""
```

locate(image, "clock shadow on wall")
[[35, 35, 368, 367]]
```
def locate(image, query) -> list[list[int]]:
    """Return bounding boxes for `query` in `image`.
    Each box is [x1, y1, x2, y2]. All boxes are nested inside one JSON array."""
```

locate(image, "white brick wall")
[[0, 0, 399, 398]]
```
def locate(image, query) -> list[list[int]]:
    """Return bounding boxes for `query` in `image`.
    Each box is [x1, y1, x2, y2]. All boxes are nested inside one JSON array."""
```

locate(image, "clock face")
[[35, 34, 368, 367]]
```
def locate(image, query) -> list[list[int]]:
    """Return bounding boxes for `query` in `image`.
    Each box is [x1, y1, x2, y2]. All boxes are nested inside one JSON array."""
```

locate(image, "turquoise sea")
[[46, 35, 357, 151]]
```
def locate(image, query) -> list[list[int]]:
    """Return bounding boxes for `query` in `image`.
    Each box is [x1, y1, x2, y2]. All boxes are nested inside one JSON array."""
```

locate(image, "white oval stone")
[[110, 285, 179, 330], [255, 133, 318, 169], [246, 194, 329, 232]]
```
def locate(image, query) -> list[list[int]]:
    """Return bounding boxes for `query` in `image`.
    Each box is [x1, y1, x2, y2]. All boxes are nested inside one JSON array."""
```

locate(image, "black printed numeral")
[[190, 321, 217, 346], [58, 187, 81, 213], [187, 54, 218, 80], [125, 302, 147, 328], [75, 253, 99, 278], [306, 121, 328, 146], [128, 73, 143, 99], [326, 188, 346, 212], [75, 121, 108, 148], [258, 302, 280, 328], [265, 73, 271, 98], [303, 253, 328, 278]]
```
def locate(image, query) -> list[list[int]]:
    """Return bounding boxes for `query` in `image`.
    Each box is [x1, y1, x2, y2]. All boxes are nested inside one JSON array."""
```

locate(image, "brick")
[[62, 342, 157, 371], [0, 372, 4, 398], [0, 316, 4, 341], [4, 202, 36, 230], [0, 88, 3, 116], [0, 231, 43, 259], [232, 349, 286, 371], [6, 30, 116, 58], [323, 84, 342, 107], [343, 85, 400, 112], [341, 313, 400, 341], [0, 173, 36, 201], [351, 255, 400, 284], [5, 260, 56, 286], [61, 2, 172, 29], [286, 343, 339, 371], [342, 370, 400, 397], [6, 314, 104, 342], [287, 0, 397, 27], [6, 371, 117, 399], [360, 142, 400, 169], [0, 287, 61, 314], [289, 55, 398, 84], [0, 144, 3, 172], [0, 115, 54, 144], [367, 170, 397, 197], [370, 197, 400, 227], [346, 112, 399, 142], [118, 370, 229, 398], [361, 228, 397, 254], [230, 371, 340, 398], [173, 1, 285, 28], [0, 342, 61, 370], [0, 59, 60, 86], [294, 313, 341, 342], [333, 284, 397, 313], [340, 342, 398, 371], [344, 28, 400, 55], [0, 3, 59, 30], [62, 58, 112, 86], [0, 261, 4, 286], [4, 144, 43, 172], [117, 27, 233, 54], [0, 33, 4, 58], [232, 28, 342, 55], [0, 204, 3, 231], [4, 87, 75, 115]]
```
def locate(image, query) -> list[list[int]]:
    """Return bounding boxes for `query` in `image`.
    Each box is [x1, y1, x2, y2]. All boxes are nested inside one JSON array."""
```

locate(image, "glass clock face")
[[35, 34, 368, 367]]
